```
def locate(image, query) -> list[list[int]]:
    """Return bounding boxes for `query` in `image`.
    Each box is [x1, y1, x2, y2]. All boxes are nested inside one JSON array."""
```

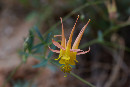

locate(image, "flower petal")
[[66, 15, 79, 50], [76, 47, 90, 55], [52, 39, 65, 50], [60, 17, 66, 48], [72, 19, 91, 49], [70, 49, 83, 52], [48, 46, 60, 53], [54, 35, 62, 37]]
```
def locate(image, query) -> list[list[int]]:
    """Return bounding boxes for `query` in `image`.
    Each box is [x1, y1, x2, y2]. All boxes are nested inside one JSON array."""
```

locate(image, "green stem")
[[50, 60, 95, 87], [101, 40, 130, 52], [70, 72, 95, 87], [2, 62, 23, 87], [79, 39, 99, 49], [44, 1, 105, 36], [103, 22, 130, 37]]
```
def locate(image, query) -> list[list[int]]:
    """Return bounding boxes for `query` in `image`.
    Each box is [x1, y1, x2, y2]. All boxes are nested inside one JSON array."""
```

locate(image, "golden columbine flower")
[[48, 15, 90, 77]]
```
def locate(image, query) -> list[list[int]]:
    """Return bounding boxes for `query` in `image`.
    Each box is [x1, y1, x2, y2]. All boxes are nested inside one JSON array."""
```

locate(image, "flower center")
[[60, 62, 72, 73]]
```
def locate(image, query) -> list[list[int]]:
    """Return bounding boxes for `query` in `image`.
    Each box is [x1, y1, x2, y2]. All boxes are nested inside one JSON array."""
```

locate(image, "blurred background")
[[0, 0, 130, 87]]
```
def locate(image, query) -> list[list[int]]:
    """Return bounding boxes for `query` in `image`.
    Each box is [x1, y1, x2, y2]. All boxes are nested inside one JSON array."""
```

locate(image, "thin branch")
[[1, 62, 23, 87], [44, 1, 105, 36], [104, 36, 125, 87], [70, 72, 95, 87], [103, 21, 130, 37], [50, 60, 95, 87]]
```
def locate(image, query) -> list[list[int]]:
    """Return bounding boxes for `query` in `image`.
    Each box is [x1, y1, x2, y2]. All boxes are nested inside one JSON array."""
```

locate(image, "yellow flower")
[[48, 15, 90, 77]]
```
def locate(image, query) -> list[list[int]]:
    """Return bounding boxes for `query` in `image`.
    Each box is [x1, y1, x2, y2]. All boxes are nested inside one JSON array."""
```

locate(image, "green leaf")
[[23, 29, 34, 53], [47, 65, 56, 72], [22, 55, 28, 63], [34, 26, 45, 42], [32, 43, 43, 49], [32, 43, 44, 54], [30, 54, 43, 61], [20, 52, 29, 63], [32, 45, 44, 54], [98, 30, 103, 42], [48, 44, 56, 58], [32, 59, 48, 68], [45, 32, 52, 43]]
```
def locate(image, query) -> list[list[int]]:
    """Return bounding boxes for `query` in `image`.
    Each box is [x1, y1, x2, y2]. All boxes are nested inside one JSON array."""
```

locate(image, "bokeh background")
[[0, 0, 130, 87]]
